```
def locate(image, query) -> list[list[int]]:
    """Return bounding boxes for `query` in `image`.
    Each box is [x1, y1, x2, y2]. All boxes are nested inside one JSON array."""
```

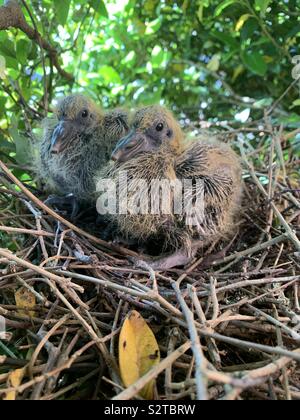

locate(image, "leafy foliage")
[[0, 0, 299, 167]]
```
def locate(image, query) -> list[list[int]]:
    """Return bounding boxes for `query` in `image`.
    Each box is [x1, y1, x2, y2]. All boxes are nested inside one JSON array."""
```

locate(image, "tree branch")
[[0, 0, 74, 82]]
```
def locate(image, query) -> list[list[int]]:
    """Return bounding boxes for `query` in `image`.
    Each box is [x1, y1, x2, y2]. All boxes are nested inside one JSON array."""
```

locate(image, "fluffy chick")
[[36, 94, 129, 204], [97, 105, 243, 270]]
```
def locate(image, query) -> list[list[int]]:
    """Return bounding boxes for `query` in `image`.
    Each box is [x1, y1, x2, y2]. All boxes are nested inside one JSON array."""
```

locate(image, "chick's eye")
[[81, 110, 89, 118], [156, 123, 164, 132]]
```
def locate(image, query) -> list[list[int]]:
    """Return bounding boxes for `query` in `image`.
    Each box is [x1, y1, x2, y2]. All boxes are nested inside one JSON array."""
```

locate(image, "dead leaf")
[[15, 287, 36, 318], [4, 367, 26, 400], [119, 310, 160, 399]]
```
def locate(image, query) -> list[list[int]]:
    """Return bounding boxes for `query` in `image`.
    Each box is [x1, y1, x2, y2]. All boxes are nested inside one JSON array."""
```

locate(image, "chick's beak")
[[111, 130, 149, 163], [50, 121, 74, 154]]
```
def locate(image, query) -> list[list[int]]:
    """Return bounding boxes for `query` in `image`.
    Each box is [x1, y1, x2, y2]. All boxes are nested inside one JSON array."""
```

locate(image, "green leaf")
[[207, 54, 221, 72], [28, 43, 38, 60], [255, 0, 271, 15], [53, 0, 71, 26], [240, 18, 260, 40], [122, 51, 136, 65], [278, 114, 300, 128], [16, 40, 31, 65], [0, 56, 6, 79], [90, 0, 109, 18], [290, 99, 300, 109], [241, 51, 267, 76], [144, 0, 158, 14], [211, 31, 239, 49], [0, 39, 15, 58], [253, 98, 273, 108], [98, 66, 122, 84], [0, 137, 15, 152], [10, 130, 31, 165], [136, 87, 163, 105], [5, 56, 19, 71], [197, 0, 210, 22], [0, 97, 7, 115], [145, 18, 162, 35], [151, 45, 165, 67], [215, 0, 236, 16]]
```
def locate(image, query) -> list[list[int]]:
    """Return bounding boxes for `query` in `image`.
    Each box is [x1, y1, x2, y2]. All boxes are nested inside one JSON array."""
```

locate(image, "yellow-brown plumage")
[[98, 105, 242, 269], [35, 94, 129, 204]]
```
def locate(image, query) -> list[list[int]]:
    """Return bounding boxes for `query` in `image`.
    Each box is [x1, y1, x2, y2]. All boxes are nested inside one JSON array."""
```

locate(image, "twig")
[[247, 304, 300, 342], [212, 234, 287, 267], [0, 248, 87, 310], [0, 226, 54, 237], [0, 160, 138, 258], [240, 148, 300, 251], [172, 282, 207, 400]]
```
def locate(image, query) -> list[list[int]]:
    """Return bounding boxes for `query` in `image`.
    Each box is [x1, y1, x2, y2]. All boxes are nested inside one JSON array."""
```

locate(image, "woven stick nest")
[[0, 122, 299, 400]]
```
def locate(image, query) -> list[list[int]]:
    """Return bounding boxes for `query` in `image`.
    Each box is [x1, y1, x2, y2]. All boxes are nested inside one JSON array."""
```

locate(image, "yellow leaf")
[[4, 367, 26, 400], [232, 64, 245, 82], [119, 310, 160, 399], [286, 37, 297, 48], [15, 287, 36, 318], [207, 54, 221, 72], [235, 14, 252, 31]]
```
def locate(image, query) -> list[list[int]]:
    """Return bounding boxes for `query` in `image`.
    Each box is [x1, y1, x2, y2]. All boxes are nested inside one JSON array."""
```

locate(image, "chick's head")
[[50, 95, 104, 154], [111, 105, 184, 163]]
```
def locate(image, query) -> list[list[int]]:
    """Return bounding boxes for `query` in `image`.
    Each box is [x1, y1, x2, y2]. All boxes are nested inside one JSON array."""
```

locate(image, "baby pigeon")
[[36, 94, 129, 215], [97, 105, 242, 270]]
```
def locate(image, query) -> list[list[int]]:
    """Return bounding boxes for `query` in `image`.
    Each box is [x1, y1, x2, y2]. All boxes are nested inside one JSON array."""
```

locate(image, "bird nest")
[[0, 125, 299, 401]]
